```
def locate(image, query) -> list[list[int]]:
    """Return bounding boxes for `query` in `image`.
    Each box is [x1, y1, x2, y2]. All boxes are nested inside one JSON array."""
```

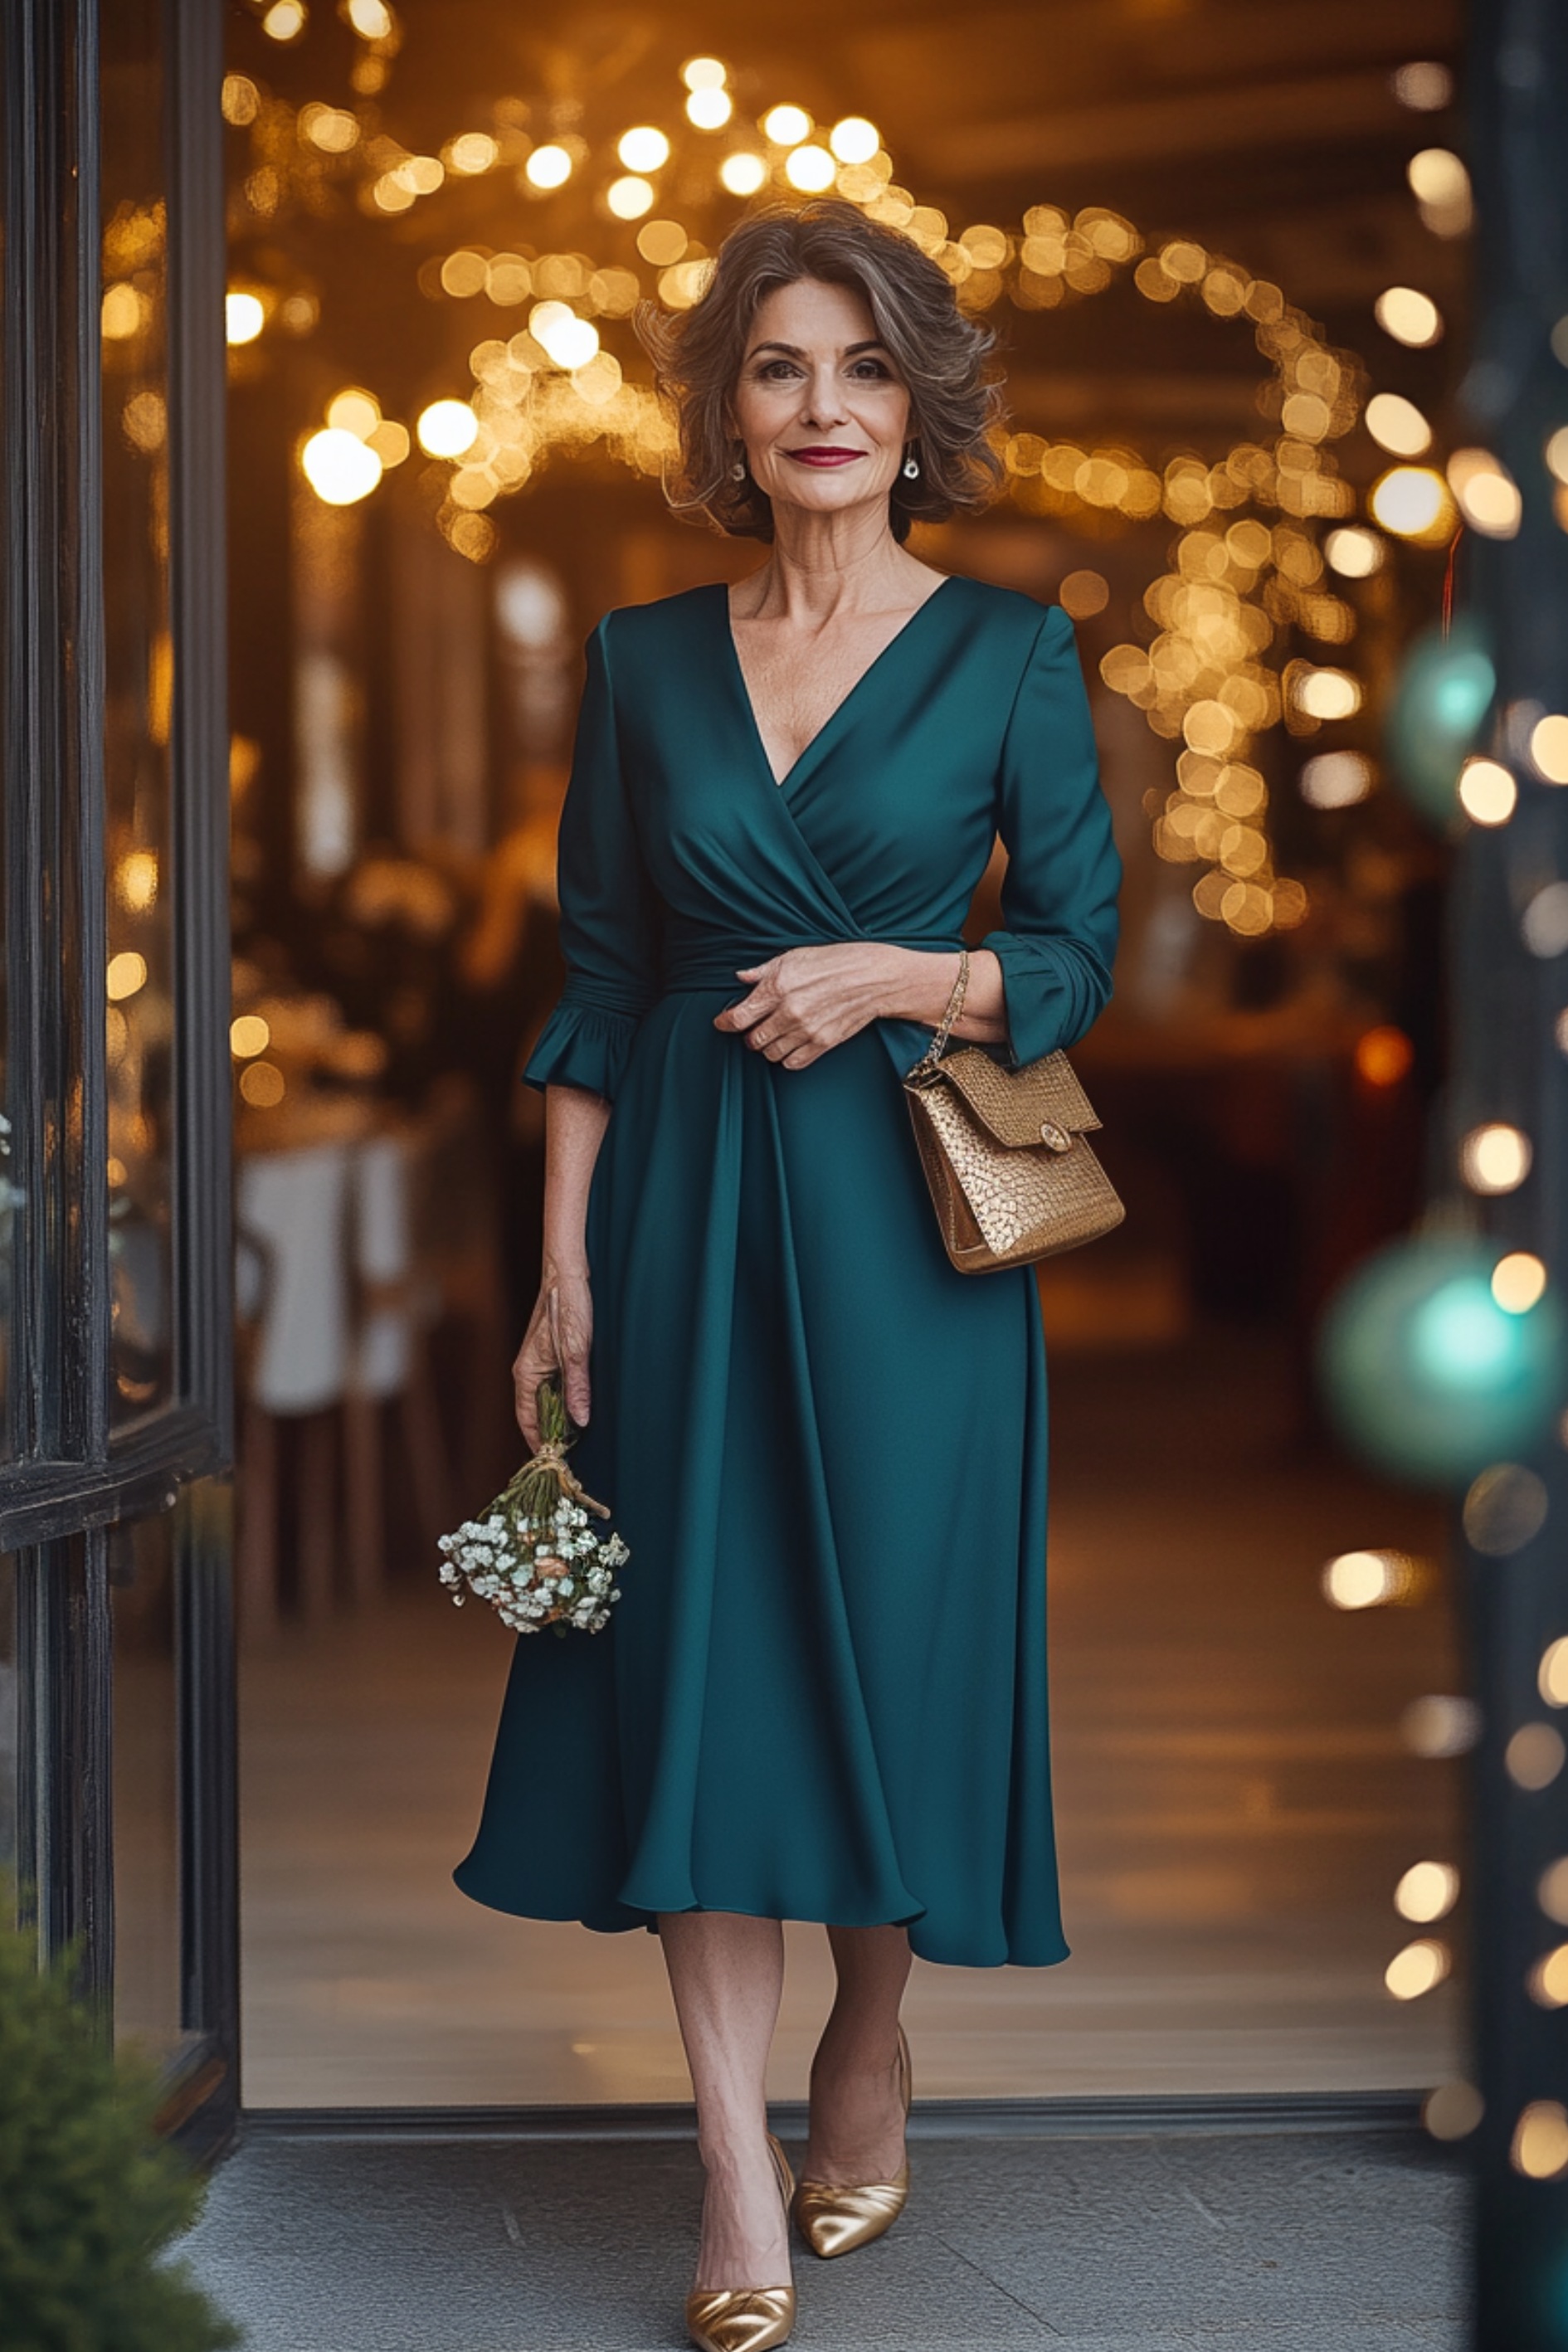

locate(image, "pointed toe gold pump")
[[685, 2134, 797, 2352], [792, 2024, 913, 2260]]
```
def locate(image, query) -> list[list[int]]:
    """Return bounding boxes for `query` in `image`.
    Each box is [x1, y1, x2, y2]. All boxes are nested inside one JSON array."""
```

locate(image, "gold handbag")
[[903, 947, 1125, 1275]]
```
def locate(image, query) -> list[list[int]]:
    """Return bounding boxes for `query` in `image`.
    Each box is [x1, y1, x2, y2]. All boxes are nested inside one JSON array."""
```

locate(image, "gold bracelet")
[[930, 946, 969, 1059]]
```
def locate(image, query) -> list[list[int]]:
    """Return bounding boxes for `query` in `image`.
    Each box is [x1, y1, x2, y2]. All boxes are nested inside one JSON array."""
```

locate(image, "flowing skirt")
[[455, 994, 1068, 1968]]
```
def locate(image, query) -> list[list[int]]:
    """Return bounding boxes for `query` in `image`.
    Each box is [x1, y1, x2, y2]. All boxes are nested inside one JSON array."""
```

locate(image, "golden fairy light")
[[416, 398, 479, 457], [608, 176, 655, 221], [1365, 392, 1430, 456], [1460, 1122, 1532, 1195], [1457, 757, 1517, 825], [1539, 1637, 1568, 1707], [446, 131, 498, 176], [616, 126, 670, 173], [225, 290, 266, 343], [523, 144, 572, 190], [106, 952, 149, 1001], [103, 283, 147, 339], [261, 0, 305, 41], [1514, 2101, 1568, 2179], [762, 104, 811, 146], [1529, 1947, 1568, 2009], [114, 850, 159, 913], [1324, 526, 1384, 577], [1494, 1253, 1548, 1314], [830, 118, 880, 164], [1529, 713, 1568, 782], [230, 1014, 271, 1058], [1368, 465, 1455, 543], [1321, 1548, 1416, 1609], [1299, 751, 1373, 808], [1394, 1861, 1458, 1923], [1406, 148, 1472, 237], [1448, 448, 1522, 538], [300, 426, 381, 503], [1385, 1939, 1450, 1999], [1375, 285, 1443, 347]]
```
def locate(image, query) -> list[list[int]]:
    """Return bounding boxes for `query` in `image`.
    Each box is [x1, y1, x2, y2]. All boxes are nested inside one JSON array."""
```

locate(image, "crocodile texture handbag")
[[903, 948, 1125, 1275]]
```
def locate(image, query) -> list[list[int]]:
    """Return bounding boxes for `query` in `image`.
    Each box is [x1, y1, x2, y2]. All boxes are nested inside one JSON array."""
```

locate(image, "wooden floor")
[[236, 1331, 1465, 2107]]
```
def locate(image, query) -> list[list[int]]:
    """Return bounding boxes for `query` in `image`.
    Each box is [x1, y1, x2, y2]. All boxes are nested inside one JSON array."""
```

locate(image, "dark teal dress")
[[455, 575, 1121, 1967]]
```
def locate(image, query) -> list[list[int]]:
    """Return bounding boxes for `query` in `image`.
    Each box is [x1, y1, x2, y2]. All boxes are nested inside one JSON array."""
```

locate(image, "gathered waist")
[[658, 935, 964, 996]]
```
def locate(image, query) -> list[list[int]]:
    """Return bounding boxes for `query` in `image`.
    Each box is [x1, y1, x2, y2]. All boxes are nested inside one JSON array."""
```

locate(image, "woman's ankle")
[[810, 2018, 903, 2082], [698, 2125, 774, 2177]]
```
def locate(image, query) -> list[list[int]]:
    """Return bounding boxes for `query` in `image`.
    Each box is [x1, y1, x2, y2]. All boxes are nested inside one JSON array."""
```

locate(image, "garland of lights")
[[217, 14, 1387, 939]]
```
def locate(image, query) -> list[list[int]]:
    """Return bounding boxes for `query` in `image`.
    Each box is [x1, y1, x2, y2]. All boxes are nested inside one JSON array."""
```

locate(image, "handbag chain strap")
[[910, 946, 970, 1076]]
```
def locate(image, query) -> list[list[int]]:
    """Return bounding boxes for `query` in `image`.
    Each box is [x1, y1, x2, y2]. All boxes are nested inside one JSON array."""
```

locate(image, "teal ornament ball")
[[1317, 1234, 1566, 1486], [1384, 618, 1497, 825]]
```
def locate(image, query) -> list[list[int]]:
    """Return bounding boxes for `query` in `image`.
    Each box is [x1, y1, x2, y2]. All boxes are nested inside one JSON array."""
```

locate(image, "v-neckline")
[[716, 573, 960, 794]]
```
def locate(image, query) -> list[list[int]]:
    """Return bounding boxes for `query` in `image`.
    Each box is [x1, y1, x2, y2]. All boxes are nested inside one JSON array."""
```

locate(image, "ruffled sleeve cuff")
[[978, 929, 1108, 1070], [522, 999, 642, 1102]]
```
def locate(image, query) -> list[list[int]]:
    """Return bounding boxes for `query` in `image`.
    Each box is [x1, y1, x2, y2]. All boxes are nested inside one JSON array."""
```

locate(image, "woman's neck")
[[736, 508, 929, 623]]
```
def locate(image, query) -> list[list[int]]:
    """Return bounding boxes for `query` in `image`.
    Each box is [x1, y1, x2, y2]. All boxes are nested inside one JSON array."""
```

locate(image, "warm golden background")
[[110, 0, 1475, 2105]]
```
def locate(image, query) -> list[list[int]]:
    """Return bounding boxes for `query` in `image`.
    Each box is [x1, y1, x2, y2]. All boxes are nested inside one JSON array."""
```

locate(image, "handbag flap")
[[925, 1045, 1103, 1147]]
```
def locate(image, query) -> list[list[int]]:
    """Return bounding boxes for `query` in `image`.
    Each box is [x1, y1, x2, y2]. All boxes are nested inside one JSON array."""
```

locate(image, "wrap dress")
[[455, 573, 1122, 1967]]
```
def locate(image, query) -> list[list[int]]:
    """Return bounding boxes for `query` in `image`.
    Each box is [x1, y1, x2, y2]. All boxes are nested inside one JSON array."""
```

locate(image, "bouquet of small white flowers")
[[436, 1376, 629, 1636]]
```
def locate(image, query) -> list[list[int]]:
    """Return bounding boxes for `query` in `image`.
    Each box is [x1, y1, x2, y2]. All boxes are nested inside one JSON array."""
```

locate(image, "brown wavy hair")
[[635, 199, 1006, 543]]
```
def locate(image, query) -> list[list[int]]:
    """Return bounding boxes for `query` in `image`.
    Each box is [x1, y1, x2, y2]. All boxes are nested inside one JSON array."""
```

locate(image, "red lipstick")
[[785, 446, 865, 467]]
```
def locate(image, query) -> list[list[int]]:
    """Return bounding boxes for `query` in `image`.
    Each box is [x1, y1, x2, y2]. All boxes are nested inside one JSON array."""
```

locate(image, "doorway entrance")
[[2, 0, 1474, 2140], [215, 3, 1468, 2116], [2, 0, 236, 2153]]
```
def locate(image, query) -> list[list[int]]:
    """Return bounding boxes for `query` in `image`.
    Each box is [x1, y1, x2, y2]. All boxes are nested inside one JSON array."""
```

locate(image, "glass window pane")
[[110, 1512, 183, 2061], [101, 0, 175, 1426]]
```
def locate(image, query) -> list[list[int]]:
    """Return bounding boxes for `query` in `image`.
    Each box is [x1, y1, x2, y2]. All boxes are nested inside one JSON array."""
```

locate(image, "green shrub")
[[0, 1907, 240, 2352]]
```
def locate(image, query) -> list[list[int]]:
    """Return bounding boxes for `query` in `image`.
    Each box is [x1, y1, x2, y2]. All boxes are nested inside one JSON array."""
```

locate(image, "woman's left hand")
[[714, 942, 907, 1069]]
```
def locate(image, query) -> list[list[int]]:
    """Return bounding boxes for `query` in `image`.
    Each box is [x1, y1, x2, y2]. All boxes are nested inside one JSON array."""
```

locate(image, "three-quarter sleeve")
[[523, 616, 661, 1102], [978, 605, 1122, 1068]]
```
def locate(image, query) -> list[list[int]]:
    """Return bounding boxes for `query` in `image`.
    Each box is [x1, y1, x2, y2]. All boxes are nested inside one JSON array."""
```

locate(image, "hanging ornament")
[[1384, 617, 1497, 826], [1317, 1232, 1566, 1486]]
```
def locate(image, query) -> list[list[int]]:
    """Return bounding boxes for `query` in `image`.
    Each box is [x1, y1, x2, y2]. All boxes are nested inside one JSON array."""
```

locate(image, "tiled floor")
[[181, 2121, 1467, 2350], [237, 1333, 1466, 2107]]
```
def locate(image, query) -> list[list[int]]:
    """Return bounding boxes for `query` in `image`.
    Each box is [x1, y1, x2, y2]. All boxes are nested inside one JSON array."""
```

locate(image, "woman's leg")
[[659, 1911, 791, 2291], [804, 1924, 913, 2184]]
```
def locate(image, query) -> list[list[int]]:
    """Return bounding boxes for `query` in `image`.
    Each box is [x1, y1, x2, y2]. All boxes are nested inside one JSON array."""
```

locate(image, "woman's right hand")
[[513, 1266, 593, 1449]]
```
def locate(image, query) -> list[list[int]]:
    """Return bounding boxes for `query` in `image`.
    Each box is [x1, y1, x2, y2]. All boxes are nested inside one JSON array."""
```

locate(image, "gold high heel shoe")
[[792, 2023, 912, 2259], [685, 2132, 796, 2352]]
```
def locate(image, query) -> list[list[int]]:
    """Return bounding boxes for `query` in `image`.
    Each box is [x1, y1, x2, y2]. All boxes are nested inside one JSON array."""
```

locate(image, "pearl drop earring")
[[902, 449, 921, 480], [730, 451, 747, 481]]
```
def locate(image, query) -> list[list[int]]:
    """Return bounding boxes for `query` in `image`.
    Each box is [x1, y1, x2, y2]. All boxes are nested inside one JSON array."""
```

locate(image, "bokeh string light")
[[218, 41, 1400, 940]]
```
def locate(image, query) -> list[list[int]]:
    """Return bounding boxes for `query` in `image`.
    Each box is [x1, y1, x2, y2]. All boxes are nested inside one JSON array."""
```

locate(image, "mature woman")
[[455, 199, 1121, 2350]]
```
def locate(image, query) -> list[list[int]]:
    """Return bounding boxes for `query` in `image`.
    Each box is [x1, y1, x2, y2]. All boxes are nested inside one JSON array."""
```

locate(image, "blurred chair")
[[236, 1100, 501, 1640]]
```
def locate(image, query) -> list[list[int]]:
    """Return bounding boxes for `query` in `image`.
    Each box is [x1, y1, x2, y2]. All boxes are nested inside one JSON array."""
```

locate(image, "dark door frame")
[[3, 0, 237, 2158]]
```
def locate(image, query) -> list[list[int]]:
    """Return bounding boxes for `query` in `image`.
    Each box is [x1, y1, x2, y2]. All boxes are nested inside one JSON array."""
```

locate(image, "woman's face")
[[730, 276, 913, 524]]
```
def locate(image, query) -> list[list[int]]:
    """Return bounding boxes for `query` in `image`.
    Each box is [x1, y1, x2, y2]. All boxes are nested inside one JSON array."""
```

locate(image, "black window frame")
[[2, 0, 236, 2157]]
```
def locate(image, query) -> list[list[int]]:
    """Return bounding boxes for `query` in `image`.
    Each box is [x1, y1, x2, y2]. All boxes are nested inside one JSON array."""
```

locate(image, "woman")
[[455, 198, 1121, 2350]]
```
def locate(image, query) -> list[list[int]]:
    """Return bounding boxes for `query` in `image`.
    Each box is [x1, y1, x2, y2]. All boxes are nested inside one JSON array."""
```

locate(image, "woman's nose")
[[800, 368, 850, 426]]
